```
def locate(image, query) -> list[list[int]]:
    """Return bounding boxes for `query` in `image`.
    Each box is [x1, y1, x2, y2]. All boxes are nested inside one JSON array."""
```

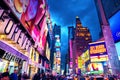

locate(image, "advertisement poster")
[[4, 0, 48, 50], [87, 63, 103, 74], [89, 41, 108, 62], [109, 10, 120, 60]]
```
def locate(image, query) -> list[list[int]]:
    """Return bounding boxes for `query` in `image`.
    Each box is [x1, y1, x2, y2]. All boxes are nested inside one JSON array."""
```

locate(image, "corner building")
[[74, 16, 92, 73], [75, 16, 92, 56]]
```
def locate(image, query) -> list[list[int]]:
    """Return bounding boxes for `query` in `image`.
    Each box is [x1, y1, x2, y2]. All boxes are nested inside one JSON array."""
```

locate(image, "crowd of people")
[[0, 70, 68, 80], [0, 69, 29, 80], [0, 69, 120, 80]]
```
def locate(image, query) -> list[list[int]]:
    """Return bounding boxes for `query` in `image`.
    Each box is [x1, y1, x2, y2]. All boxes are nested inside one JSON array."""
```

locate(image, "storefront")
[[0, 1, 48, 78], [28, 63, 38, 79], [0, 7, 32, 75], [28, 48, 40, 79], [0, 45, 26, 74]]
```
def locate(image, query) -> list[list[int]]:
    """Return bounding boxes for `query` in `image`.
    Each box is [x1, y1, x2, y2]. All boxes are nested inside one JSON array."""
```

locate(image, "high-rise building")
[[73, 16, 92, 74], [67, 17, 92, 74], [75, 16, 92, 56], [53, 24, 61, 38], [53, 24, 61, 73]]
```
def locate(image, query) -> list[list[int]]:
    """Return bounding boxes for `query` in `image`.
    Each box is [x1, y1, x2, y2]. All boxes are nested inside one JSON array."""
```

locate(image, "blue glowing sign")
[[109, 10, 120, 42]]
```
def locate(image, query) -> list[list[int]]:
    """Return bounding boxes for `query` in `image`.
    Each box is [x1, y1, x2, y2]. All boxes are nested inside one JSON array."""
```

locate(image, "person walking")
[[10, 70, 18, 80], [1, 72, 10, 80]]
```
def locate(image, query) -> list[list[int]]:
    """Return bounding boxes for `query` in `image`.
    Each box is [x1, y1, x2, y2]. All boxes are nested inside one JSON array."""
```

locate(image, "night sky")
[[47, 0, 102, 69]]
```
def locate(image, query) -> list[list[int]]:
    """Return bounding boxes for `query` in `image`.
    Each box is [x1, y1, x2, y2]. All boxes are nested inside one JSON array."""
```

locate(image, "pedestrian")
[[32, 72, 42, 80], [1, 72, 10, 80], [10, 70, 18, 80], [32, 73, 39, 80], [22, 72, 28, 80], [18, 73, 21, 80]]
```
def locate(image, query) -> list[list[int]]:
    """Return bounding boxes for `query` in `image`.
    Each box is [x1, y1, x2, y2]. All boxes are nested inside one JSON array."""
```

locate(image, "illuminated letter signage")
[[0, 11, 33, 52], [90, 44, 106, 54], [89, 41, 107, 56], [89, 41, 108, 62]]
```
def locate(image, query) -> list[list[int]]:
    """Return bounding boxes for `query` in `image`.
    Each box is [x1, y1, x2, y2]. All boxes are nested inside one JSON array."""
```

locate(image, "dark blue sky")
[[47, 0, 101, 69]]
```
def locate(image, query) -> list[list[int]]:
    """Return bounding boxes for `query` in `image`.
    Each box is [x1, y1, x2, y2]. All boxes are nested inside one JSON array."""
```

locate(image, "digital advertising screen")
[[89, 41, 108, 62], [109, 10, 120, 43], [87, 63, 103, 74], [109, 10, 120, 60], [4, 0, 48, 50], [78, 56, 83, 69], [115, 42, 120, 60], [82, 50, 89, 63]]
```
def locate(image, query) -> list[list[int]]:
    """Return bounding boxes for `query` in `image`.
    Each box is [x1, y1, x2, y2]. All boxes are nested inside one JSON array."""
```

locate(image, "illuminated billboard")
[[4, 0, 46, 33], [89, 41, 108, 62], [78, 56, 83, 69], [55, 35, 61, 48], [4, 0, 48, 51], [109, 10, 120, 42], [87, 63, 103, 74], [82, 50, 89, 64], [108, 8, 120, 61]]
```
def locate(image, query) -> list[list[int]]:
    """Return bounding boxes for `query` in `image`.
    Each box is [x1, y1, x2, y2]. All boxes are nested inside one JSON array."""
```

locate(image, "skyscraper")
[[53, 24, 61, 73], [67, 16, 92, 74], [75, 16, 92, 56]]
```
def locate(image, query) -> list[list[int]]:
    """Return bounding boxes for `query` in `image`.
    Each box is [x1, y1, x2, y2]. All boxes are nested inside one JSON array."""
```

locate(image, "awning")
[[0, 41, 28, 61]]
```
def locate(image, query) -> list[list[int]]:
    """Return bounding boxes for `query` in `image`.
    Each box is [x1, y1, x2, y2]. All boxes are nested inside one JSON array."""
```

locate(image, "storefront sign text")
[[0, 11, 35, 52]]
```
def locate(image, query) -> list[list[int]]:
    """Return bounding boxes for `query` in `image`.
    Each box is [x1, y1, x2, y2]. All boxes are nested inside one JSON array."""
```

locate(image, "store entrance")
[[0, 59, 9, 72], [0, 48, 23, 74]]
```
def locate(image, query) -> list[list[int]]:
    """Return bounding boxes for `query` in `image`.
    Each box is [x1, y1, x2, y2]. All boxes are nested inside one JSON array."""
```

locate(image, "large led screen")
[[109, 10, 120, 60], [109, 10, 120, 43], [4, 0, 47, 50], [87, 63, 103, 74]]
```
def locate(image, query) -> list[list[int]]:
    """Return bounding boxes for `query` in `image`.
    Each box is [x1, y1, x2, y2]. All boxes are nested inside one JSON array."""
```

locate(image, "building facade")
[[53, 24, 61, 74], [75, 16, 92, 56], [0, 0, 50, 79], [74, 16, 92, 74]]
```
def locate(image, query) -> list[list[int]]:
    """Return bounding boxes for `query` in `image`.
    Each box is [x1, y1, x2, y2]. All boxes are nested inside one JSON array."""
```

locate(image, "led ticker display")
[[89, 41, 108, 62]]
